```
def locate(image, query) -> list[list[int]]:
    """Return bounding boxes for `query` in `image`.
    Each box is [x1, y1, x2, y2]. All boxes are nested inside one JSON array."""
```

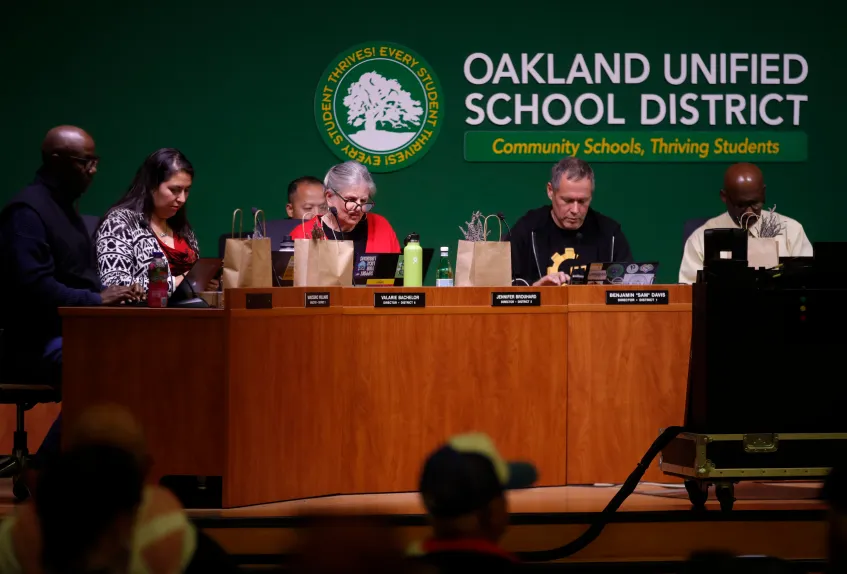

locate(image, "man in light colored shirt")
[[679, 162, 813, 284]]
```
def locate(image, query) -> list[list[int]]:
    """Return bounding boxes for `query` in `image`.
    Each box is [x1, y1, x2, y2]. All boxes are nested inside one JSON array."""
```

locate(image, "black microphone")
[[496, 212, 512, 241], [497, 212, 523, 285], [531, 230, 543, 282], [568, 233, 584, 278], [329, 206, 346, 241]]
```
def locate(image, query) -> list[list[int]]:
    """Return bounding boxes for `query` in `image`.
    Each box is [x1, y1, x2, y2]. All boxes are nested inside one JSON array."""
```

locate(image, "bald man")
[[678, 162, 813, 284], [0, 127, 139, 497]]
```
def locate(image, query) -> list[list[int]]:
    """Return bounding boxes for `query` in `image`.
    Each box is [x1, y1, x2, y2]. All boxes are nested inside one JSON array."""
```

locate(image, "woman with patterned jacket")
[[96, 148, 216, 298]]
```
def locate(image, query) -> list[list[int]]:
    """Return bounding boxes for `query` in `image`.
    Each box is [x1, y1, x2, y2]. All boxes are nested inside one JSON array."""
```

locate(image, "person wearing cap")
[[408, 432, 537, 573]]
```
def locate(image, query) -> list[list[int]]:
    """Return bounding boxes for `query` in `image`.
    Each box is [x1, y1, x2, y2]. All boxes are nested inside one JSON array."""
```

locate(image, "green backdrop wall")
[[1, 1, 843, 284]]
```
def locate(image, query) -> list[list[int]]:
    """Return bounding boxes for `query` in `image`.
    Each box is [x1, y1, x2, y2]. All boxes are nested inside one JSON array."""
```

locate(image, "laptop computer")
[[271, 250, 295, 287], [354, 249, 435, 286], [570, 261, 659, 285]]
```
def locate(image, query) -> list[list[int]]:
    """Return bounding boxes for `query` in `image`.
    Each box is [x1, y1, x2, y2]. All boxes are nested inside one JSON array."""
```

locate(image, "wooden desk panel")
[[61, 309, 227, 481], [341, 311, 568, 493], [226, 313, 347, 507], [566, 286, 691, 484], [49, 285, 692, 507]]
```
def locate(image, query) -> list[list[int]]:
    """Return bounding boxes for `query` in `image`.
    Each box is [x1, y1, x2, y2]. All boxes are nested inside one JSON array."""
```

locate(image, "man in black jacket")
[[507, 157, 633, 286], [0, 126, 138, 495]]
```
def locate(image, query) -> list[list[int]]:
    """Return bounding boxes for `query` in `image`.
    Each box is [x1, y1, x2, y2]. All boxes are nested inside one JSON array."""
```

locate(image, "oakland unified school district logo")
[[315, 42, 443, 173]]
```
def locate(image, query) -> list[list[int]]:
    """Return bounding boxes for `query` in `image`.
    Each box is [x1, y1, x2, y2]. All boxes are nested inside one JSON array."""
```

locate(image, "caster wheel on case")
[[684, 479, 709, 509], [12, 474, 30, 502], [715, 482, 735, 512]]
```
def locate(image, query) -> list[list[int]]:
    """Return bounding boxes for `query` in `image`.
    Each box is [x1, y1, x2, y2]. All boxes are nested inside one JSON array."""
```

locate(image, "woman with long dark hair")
[[96, 148, 213, 296]]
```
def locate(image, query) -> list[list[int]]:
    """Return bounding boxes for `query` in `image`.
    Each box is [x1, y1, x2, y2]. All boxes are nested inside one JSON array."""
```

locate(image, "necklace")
[[152, 219, 170, 238]]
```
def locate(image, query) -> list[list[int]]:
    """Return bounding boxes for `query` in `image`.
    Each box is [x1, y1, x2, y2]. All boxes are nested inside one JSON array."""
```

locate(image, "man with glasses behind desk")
[[0, 126, 140, 496], [289, 160, 401, 256], [679, 162, 813, 284]]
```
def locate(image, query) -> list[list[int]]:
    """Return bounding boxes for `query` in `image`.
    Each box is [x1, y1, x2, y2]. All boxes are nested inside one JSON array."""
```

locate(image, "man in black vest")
[[0, 126, 138, 493]]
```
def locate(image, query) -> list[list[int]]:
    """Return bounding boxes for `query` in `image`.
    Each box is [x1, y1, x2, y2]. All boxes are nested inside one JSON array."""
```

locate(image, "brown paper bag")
[[222, 209, 273, 288], [455, 215, 512, 287], [292, 218, 354, 286], [747, 237, 779, 269]]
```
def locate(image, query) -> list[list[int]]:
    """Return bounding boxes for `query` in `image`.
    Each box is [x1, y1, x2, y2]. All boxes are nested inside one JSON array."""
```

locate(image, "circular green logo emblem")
[[315, 42, 443, 173]]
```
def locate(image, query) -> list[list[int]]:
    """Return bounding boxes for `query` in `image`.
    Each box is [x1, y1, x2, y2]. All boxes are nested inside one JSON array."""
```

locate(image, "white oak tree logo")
[[315, 42, 443, 173], [343, 71, 424, 152]]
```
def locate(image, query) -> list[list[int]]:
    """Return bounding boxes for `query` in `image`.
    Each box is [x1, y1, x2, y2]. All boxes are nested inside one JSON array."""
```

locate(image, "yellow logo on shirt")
[[548, 248, 578, 275]]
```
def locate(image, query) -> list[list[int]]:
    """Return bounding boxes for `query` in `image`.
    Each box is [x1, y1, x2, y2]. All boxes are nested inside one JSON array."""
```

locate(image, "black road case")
[[660, 432, 847, 511]]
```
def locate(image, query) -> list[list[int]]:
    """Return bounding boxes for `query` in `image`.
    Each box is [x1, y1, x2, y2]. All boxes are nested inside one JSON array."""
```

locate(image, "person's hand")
[[100, 285, 136, 305], [533, 272, 571, 287], [128, 283, 144, 302], [205, 278, 220, 291]]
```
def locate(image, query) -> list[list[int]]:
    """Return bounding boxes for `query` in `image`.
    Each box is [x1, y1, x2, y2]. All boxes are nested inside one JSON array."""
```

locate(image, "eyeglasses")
[[67, 154, 100, 171], [330, 188, 375, 213]]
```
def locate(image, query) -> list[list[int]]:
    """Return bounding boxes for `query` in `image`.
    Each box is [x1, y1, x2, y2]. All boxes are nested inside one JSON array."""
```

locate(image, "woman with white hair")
[[290, 160, 400, 254]]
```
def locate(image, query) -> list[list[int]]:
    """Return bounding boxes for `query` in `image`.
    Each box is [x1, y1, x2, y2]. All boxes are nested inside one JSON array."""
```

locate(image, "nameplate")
[[491, 292, 541, 307], [304, 292, 330, 308], [374, 292, 426, 308], [605, 290, 669, 305], [245, 293, 273, 309]]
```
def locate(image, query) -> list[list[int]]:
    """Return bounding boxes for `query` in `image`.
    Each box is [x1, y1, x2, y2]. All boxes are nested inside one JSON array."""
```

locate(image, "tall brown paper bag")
[[222, 209, 273, 289], [455, 215, 512, 287], [292, 217, 354, 286], [747, 236, 779, 270]]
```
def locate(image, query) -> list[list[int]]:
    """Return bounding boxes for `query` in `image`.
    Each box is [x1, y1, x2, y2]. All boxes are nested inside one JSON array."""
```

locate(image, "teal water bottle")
[[403, 233, 423, 287]]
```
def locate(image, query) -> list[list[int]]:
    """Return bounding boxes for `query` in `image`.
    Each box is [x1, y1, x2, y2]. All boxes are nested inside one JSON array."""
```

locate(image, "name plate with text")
[[304, 292, 330, 308], [605, 290, 669, 305], [491, 292, 541, 306], [374, 292, 426, 308]]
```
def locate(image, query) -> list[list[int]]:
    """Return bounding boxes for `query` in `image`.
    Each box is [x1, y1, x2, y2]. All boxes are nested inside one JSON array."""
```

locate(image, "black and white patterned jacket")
[[95, 208, 199, 296]]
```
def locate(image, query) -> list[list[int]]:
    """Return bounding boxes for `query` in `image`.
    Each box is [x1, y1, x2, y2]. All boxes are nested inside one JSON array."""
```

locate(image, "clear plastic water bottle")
[[147, 251, 169, 308], [436, 246, 453, 287]]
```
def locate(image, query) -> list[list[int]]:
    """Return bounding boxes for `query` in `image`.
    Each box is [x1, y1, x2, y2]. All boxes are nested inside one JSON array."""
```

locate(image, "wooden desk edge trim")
[[60, 307, 225, 318], [568, 303, 692, 312], [228, 306, 570, 317]]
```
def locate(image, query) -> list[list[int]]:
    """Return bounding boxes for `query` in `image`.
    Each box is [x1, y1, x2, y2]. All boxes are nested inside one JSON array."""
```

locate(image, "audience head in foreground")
[[0, 404, 238, 574], [36, 443, 145, 574], [410, 432, 537, 572], [287, 175, 327, 219]]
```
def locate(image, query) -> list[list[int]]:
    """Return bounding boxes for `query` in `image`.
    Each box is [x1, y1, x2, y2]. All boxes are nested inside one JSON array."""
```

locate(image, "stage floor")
[[0, 481, 829, 569], [183, 480, 826, 518]]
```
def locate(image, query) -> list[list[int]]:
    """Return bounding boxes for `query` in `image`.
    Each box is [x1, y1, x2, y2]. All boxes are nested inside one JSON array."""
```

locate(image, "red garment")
[[420, 538, 518, 563], [156, 234, 197, 276], [290, 213, 401, 253]]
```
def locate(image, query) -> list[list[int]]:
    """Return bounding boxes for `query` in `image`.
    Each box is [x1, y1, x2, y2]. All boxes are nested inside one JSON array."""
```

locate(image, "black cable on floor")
[[517, 426, 685, 562]]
